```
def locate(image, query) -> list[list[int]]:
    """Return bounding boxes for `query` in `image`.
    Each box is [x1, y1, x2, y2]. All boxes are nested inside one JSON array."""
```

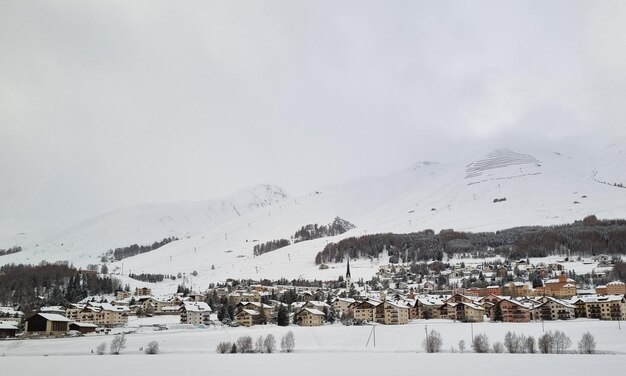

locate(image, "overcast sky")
[[1, 1, 626, 230]]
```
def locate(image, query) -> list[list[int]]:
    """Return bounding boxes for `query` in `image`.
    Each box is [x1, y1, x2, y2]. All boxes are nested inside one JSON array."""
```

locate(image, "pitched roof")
[[35, 313, 72, 322]]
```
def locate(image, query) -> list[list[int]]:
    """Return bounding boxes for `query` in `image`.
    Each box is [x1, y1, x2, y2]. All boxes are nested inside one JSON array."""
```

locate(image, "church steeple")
[[345, 257, 352, 291]]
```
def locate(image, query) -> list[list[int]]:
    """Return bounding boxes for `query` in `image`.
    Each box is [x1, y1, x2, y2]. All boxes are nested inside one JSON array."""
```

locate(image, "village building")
[[582, 295, 626, 320], [332, 297, 356, 316], [382, 301, 409, 324], [294, 307, 325, 326], [69, 322, 98, 334], [496, 299, 532, 322], [540, 273, 577, 298], [532, 296, 575, 320], [606, 281, 626, 295], [180, 301, 212, 325], [234, 309, 263, 327], [0, 321, 19, 338], [354, 300, 383, 322], [135, 287, 152, 296], [25, 313, 71, 336]]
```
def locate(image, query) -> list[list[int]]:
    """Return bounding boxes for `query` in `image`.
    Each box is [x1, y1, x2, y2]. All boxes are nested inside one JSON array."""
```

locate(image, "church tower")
[[345, 256, 352, 291]]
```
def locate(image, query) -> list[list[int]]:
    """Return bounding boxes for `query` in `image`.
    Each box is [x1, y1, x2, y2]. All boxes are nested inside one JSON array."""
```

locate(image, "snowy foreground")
[[1, 319, 625, 375]]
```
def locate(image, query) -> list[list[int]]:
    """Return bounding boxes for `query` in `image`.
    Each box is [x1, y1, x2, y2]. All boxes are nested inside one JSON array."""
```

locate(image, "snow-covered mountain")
[[1, 145, 625, 292]]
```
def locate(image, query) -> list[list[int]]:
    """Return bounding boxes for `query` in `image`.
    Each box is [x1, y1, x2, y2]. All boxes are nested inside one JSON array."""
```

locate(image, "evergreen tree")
[[277, 305, 289, 326]]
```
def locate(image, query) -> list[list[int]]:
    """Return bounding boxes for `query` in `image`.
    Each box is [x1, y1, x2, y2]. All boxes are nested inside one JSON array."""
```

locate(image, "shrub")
[[472, 333, 490, 353], [281, 331, 295, 353], [216, 341, 232, 354], [422, 330, 443, 353], [458, 340, 466, 353], [578, 332, 596, 354], [145, 341, 159, 354], [492, 342, 504, 353]]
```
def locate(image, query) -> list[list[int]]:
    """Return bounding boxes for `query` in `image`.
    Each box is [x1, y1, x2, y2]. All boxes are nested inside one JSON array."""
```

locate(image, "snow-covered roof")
[[298, 308, 325, 316], [183, 301, 211, 312], [36, 313, 71, 322], [0, 321, 19, 330], [69, 322, 98, 328]]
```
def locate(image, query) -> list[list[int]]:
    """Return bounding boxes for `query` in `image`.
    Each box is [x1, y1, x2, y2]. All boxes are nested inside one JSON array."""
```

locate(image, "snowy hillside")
[[1, 146, 625, 291]]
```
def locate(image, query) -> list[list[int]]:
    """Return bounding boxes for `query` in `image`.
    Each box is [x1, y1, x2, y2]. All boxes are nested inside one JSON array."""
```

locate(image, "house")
[[25, 313, 71, 336], [0, 321, 19, 338], [541, 273, 577, 298], [116, 290, 132, 300], [583, 295, 626, 320], [485, 286, 502, 296], [332, 297, 356, 316], [353, 300, 383, 322], [496, 299, 531, 322], [606, 281, 626, 295], [447, 302, 484, 322], [503, 282, 531, 298], [532, 297, 575, 320], [180, 301, 212, 325], [382, 301, 409, 325], [135, 287, 152, 296], [69, 322, 98, 334], [236, 301, 273, 318], [415, 296, 443, 319], [234, 309, 263, 327], [294, 308, 325, 326], [0, 307, 24, 325]]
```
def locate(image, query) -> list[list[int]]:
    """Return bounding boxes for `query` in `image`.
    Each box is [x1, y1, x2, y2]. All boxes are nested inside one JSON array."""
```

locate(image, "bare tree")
[[236, 335, 253, 353], [538, 332, 555, 354], [110, 334, 127, 355], [525, 336, 536, 354], [254, 335, 264, 353], [578, 332, 596, 354], [472, 333, 490, 353], [145, 341, 159, 354], [216, 341, 232, 354], [263, 334, 276, 353], [422, 329, 443, 353], [553, 330, 571, 354], [96, 342, 106, 355], [281, 331, 295, 353]]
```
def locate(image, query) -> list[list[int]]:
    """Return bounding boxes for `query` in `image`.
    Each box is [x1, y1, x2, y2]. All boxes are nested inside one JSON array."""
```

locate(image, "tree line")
[[0, 262, 119, 312], [110, 237, 179, 261], [314, 217, 626, 265], [0, 246, 22, 257], [254, 217, 355, 256]]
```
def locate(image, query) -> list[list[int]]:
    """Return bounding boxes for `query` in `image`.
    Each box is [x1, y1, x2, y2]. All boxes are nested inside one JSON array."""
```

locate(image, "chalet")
[[180, 301, 212, 326], [485, 286, 502, 296], [236, 301, 273, 318], [332, 297, 356, 316], [496, 299, 532, 322], [294, 308, 325, 326], [69, 322, 98, 334], [0, 307, 24, 324], [532, 297, 575, 321], [382, 301, 409, 324], [354, 300, 383, 322], [25, 313, 71, 336], [135, 287, 152, 296], [503, 282, 531, 298], [415, 296, 443, 319], [234, 309, 263, 327], [0, 321, 19, 338], [446, 301, 485, 322]]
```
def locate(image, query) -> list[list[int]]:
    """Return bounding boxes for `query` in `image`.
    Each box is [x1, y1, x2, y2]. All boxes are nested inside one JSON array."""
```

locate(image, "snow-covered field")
[[1, 318, 624, 375]]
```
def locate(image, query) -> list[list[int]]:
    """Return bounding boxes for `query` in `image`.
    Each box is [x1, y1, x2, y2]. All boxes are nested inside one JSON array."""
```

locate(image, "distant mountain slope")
[[1, 145, 625, 292]]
